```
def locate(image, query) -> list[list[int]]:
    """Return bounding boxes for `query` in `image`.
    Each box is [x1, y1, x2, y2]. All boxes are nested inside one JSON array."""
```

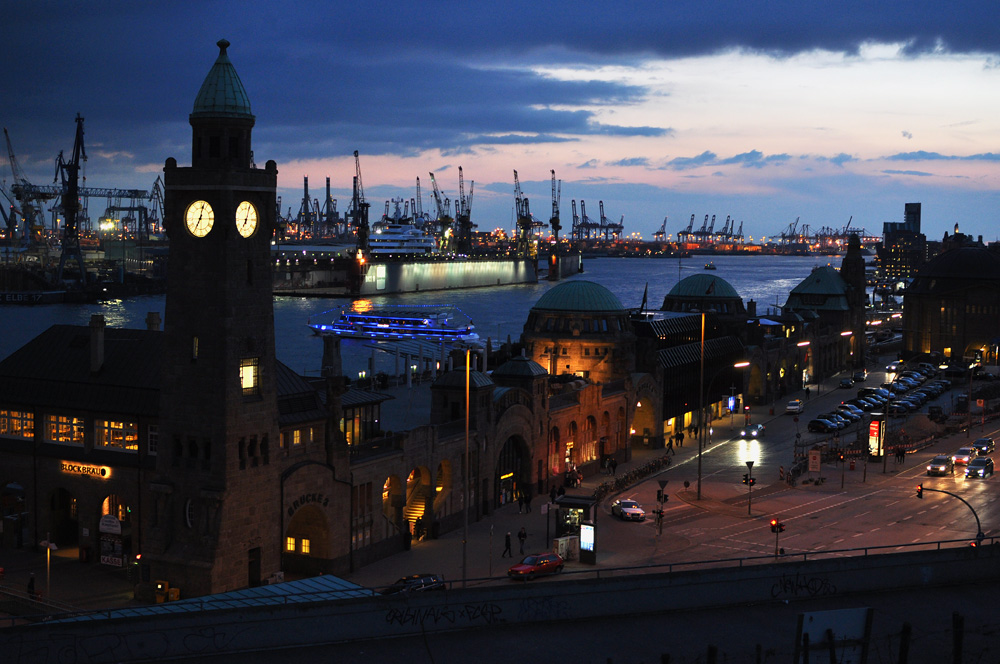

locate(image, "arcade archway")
[[495, 436, 531, 507]]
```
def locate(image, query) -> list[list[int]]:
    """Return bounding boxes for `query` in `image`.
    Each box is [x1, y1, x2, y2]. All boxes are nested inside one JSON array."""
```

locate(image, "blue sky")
[[3, 1, 1000, 242]]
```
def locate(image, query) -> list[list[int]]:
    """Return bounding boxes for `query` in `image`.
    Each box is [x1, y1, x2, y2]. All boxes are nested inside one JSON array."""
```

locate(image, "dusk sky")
[[4, 1, 1000, 242]]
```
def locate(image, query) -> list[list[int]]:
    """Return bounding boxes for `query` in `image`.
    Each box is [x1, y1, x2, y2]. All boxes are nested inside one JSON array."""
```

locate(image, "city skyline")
[[3, 2, 1000, 241]]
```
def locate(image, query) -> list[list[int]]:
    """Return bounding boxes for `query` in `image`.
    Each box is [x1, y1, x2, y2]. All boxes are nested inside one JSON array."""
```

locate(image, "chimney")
[[90, 314, 106, 374], [747, 299, 757, 317], [145, 311, 162, 331]]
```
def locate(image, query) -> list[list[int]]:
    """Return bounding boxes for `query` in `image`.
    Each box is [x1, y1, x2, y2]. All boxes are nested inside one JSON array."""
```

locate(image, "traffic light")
[[656, 489, 663, 502], [742, 473, 749, 485], [778, 522, 785, 533], [749, 477, 756, 486], [770, 519, 778, 533], [916, 484, 923, 499]]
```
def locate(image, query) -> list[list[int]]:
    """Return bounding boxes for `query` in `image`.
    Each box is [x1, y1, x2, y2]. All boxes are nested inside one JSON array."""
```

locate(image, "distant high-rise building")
[[877, 202, 926, 281]]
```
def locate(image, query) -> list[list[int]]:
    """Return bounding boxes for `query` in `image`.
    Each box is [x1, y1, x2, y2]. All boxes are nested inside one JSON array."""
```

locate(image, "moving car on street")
[[972, 438, 995, 455], [611, 499, 646, 521], [785, 399, 804, 414], [508, 552, 565, 580], [926, 455, 954, 476], [952, 447, 978, 465], [965, 457, 994, 479], [740, 424, 765, 438]]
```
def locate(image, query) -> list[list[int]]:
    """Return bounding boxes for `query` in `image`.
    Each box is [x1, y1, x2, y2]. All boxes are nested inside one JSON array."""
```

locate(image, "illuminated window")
[[95, 420, 138, 451], [301, 538, 311, 555], [46, 415, 85, 445], [101, 494, 130, 523], [0, 410, 34, 439], [292, 429, 301, 446], [240, 358, 260, 396], [286, 536, 296, 552]]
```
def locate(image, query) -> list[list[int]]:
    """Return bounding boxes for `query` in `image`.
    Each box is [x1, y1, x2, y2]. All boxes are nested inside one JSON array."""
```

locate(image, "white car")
[[785, 400, 804, 414], [611, 499, 646, 521]]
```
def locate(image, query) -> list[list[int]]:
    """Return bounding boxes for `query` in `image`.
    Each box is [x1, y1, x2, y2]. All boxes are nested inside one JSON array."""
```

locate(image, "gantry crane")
[[350, 150, 370, 254], [549, 170, 561, 244], [513, 170, 533, 257], [54, 114, 87, 284], [653, 216, 667, 242], [571, 200, 581, 240], [428, 172, 453, 252], [455, 166, 474, 254]]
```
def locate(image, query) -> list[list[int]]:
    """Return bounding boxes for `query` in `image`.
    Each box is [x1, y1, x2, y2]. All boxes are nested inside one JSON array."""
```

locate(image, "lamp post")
[[40, 532, 57, 600], [462, 349, 469, 588], [698, 314, 705, 500], [746, 460, 754, 515]]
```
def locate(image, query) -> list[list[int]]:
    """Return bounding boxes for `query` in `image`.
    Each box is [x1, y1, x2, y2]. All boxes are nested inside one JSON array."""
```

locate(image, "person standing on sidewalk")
[[517, 526, 527, 554], [27, 573, 36, 599], [502, 531, 513, 558]]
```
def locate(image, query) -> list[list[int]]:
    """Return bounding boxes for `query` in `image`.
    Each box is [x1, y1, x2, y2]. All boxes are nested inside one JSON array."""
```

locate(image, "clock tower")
[[145, 39, 280, 597]]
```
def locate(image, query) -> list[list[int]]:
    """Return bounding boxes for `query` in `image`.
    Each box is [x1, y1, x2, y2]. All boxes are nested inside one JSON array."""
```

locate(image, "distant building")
[[876, 202, 927, 281]]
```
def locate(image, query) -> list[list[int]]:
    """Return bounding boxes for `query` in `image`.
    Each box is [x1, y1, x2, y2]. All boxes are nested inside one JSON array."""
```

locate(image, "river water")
[[1, 254, 842, 380]]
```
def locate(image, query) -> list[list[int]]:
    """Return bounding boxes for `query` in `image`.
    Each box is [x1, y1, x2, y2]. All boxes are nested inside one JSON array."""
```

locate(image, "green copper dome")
[[532, 280, 625, 312], [667, 274, 740, 299], [191, 39, 254, 119]]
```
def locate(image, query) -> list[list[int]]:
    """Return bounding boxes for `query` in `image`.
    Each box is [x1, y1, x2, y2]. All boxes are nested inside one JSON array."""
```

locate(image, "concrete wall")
[[4, 544, 998, 663]]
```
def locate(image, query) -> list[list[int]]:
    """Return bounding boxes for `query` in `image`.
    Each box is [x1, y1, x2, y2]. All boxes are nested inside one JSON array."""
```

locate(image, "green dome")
[[532, 280, 625, 312], [191, 40, 254, 119], [667, 274, 740, 299], [493, 355, 547, 377]]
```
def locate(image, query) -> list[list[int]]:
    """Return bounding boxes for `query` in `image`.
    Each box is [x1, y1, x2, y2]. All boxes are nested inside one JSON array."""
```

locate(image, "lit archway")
[[495, 436, 531, 506]]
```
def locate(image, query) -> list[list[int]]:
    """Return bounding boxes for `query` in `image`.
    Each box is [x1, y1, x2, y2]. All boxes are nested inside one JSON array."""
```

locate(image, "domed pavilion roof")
[[492, 355, 547, 378], [667, 274, 740, 299], [532, 280, 625, 312]]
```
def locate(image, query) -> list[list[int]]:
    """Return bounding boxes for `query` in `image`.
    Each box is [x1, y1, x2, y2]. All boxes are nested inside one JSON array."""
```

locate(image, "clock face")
[[185, 200, 214, 237], [236, 200, 258, 238]]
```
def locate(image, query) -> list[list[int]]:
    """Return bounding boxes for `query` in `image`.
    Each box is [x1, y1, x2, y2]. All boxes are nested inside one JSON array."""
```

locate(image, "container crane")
[[549, 169, 561, 243], [677, 214, 695, 244], [5, 127, 55, 247], [349, 150, 370, 254], [513, 170, 533, 257], [455, 166, 474, 254], [321, 177, 341, 237], [653, 216, 667, 242], [428, 172, 453, 252], [54, 113, 87, 284], [571, 200, 581, 240], [296, 176, 320, 237]]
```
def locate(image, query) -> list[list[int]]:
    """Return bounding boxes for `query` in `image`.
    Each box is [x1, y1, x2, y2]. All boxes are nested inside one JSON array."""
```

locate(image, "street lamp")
[[39, 533, 58, 600], [462, 348, 469, 588]]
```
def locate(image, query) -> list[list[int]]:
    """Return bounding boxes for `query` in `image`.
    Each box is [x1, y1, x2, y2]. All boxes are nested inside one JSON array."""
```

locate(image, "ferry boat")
[[704, 262, 716, 270], [369, 218, 438, 256], [308, 303, 479, 343]]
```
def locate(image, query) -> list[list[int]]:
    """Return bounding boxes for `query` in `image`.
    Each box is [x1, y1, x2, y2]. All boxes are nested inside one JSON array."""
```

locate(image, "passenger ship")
[[308, 303, 479, 343]]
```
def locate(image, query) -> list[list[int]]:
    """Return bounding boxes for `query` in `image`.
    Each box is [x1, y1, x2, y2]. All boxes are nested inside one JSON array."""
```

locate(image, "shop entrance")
[[495, 436, 530, 507]]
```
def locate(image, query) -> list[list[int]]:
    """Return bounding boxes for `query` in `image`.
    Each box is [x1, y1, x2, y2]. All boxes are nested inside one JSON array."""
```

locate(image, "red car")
[[507, 552, 565, 580]]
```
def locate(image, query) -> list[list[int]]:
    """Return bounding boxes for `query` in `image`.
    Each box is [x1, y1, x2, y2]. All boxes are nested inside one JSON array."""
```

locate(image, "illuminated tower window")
[[301, 538, 311, 555], [240, 357, 259, 396], [285, 536, 295, 552]]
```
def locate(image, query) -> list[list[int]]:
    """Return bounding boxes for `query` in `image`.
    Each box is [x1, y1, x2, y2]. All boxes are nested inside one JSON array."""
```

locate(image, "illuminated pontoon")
[[308, 303, 479, 343]]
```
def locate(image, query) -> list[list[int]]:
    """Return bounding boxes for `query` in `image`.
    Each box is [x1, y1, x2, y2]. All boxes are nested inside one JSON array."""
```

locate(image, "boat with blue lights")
[[308, 303, 479, 343]]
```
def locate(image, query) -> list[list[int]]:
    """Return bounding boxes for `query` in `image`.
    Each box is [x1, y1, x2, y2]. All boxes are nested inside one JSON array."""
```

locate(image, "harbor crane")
[[54, 113, 87, 284], [455, 166, 475, 254], [429, 172, 453, 252], [570, 199, 581, 240], [296, 176, 321, 236], [653, 216, 667, 242], [677, 214, 695, 243], [513, 170, 533, 257], [321, 177, 341, 237], [549, 170, 561, 243], [349, 150, 370, 254]]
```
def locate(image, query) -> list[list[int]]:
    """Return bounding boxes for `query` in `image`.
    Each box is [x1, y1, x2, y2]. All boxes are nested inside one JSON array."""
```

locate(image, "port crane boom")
[[513, 170, 533, 257], [54, 114, 88, 284], [549, 169, 561, 243], [350, 150, 370, 254]]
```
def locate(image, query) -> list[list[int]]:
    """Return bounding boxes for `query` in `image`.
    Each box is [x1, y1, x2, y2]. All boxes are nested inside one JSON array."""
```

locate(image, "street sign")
[[658, 480, 668, 489], [808, 449, 821, 472]]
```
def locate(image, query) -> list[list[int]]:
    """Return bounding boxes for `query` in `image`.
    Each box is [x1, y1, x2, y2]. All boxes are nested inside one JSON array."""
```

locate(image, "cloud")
[[665, 151, 719, 170], [886, 151, 1000, 161], [608, 157, 651, 167], [718, 151, 792, 169], [882, 169, 933, 176], [901, 130, 913, 139]]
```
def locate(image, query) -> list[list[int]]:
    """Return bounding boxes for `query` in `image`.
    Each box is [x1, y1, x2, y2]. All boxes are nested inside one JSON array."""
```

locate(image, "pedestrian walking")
[[610, 458, 618, 475], [677, 431, 684, 447], [517, 526, 527, 554], [502, 531, 513, 558], [666, 438, 675, 456], [549, 485, 557, 503], [517, 492, 524, 513], [524, 490, 532, 513], [27, 573, 35, 599]]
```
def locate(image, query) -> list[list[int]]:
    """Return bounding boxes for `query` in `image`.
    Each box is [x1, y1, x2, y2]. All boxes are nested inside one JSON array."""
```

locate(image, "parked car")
[[833, 407, 860, 422], [740, 424, 766, 438], [926, 455, 954, 476], [972, 438, 995, 455], [380, 573, 447, 595], [807, 418, 838, 433], [785, 399, 804, 414], [952, 447, 978, 465], [965, 457, 994, 479], [839, 378, 854, 389], [852, 370, 868, 382], [821, 412, 849, 427], [611, 499, 646, 521], [508, 552, 565, 580]]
